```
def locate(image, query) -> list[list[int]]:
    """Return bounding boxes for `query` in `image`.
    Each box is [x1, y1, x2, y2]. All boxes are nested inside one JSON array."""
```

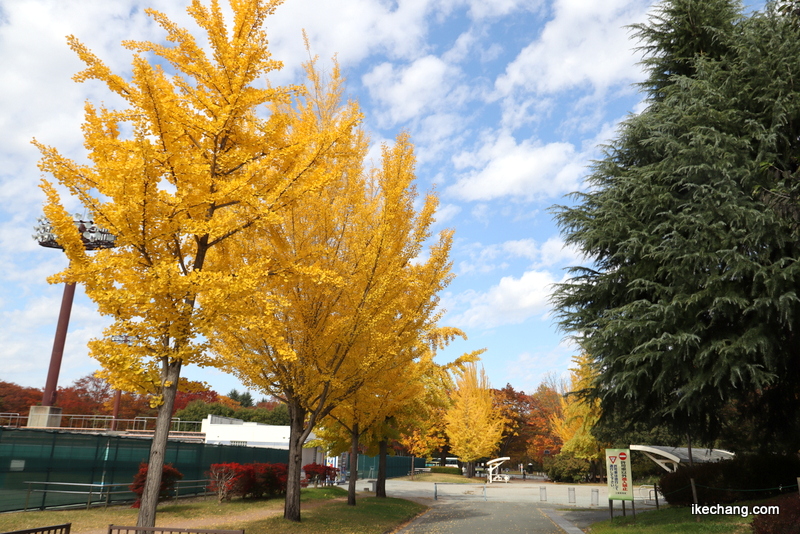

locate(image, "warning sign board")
[[605, 448, 633, 501]]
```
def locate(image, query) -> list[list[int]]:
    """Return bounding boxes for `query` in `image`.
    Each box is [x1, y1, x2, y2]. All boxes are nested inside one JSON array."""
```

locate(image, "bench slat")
[[2, 524, 71, 534]]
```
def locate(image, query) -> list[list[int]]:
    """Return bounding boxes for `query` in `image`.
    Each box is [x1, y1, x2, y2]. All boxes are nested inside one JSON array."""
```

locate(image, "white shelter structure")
[[630, 445, 734, 472], [201, 415, 325, 465], [486, 456, 511, 483]]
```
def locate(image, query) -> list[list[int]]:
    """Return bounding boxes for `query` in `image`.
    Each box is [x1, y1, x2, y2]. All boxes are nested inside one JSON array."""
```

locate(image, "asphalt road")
[[396, 501, 564, 534], [378, 479, 656, 534]]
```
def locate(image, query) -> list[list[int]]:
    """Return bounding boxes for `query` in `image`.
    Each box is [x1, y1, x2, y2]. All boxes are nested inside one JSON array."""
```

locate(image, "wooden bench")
[[2, 524, 71, 534], [108, 527, 243, 534]]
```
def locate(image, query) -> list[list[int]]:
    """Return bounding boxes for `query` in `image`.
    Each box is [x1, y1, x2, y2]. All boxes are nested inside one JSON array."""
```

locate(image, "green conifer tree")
[[553, 0, 800, 451]]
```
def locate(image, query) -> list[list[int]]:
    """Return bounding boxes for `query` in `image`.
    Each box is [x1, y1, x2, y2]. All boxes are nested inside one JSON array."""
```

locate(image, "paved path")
[[381, 480, 659, 533], [396, 501, 563, 534]]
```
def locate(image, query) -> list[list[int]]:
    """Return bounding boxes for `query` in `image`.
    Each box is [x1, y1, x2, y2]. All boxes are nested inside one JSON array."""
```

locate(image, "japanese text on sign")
[[605, 448, 633, 501]]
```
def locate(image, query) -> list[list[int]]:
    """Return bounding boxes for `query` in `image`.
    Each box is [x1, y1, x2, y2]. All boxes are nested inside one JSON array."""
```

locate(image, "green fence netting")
[[357, 454, 425, 479], [0, 427, 288, 512], [1, 428, 425, 512]]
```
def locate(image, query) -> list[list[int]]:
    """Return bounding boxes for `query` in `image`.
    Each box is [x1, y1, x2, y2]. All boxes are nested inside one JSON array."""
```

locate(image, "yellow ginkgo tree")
[[444, 363, 507, 478], [34, 0, 361, 527], [316, 326, 480, 501], [211, 134, 454, 521], [550, 353, 604, 474]]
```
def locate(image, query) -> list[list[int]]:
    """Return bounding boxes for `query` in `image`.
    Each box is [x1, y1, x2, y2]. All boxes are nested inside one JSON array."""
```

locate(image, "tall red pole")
[[42, 282, 76, 406], [111, 389, 122, 431]]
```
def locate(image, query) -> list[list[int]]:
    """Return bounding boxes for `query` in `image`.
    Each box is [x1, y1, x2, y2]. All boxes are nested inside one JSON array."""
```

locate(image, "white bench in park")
[[486, 457, 511, 483]]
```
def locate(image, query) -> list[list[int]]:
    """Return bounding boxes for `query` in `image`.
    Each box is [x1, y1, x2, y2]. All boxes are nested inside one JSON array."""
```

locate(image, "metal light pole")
[[29, 214, 115, 427]]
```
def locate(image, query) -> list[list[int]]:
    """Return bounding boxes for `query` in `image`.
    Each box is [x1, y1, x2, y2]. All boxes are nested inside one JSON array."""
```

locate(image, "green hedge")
[[659, 455, 800, 506], [544, 453, 590, 483], [430, 466, 462, 475]]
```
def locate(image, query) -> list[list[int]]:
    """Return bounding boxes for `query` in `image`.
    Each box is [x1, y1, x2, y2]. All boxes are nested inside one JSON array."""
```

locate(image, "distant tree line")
[[0, 376, 288, 424]]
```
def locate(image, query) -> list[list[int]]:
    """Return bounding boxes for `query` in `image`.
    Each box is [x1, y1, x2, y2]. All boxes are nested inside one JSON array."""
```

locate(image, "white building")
[[201, 415, 326, 466]]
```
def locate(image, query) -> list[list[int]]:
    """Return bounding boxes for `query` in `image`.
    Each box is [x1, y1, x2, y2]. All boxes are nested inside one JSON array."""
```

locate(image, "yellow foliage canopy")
[[550, 353, 603, 461], [34, 0, 361, 398], [444, 363, 506, 464], [211, 132, 454, 433]]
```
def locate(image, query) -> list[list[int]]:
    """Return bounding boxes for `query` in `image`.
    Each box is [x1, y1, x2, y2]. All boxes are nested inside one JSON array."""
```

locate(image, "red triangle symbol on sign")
[[609, 456, 617, 463]]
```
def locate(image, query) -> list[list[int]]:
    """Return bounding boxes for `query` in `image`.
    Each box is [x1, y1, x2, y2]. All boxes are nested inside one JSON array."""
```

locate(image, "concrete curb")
[[540, 509, 586, 534]]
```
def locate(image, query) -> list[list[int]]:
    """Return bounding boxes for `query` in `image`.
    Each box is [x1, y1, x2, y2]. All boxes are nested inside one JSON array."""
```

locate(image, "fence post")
[[568, 487, 576, 503], [87, 485, 93, 510], [654, 483, 659, 510], [591, 488, 599, 506], [434, 483, 438, 501], [539, 486, 547, 501]]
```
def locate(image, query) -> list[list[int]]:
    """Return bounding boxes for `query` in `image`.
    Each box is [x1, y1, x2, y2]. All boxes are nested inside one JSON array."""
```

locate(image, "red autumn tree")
[[0, 382, 43, 415], [56, 374, 113, 415]]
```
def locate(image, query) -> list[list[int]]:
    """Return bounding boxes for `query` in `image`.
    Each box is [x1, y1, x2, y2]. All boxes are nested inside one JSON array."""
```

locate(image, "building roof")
[[630, 445, 734, 472]]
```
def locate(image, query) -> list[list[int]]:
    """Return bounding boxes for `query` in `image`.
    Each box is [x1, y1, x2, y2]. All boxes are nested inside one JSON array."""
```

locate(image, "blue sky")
[[0, 0, 762, 400]]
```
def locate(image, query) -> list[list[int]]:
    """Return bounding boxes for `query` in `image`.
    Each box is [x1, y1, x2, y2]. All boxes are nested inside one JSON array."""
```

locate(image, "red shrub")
[[752, 494, 800, 534], [129, 462, 183, 508], [207, 462, 251, 502], [303, 462, 338, 486], [207, 462, 287, 500], [253, 462, 288, 497]]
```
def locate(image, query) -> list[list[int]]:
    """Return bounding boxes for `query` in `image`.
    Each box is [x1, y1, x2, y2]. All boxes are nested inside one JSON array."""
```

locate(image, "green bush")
[[430, 466, 462, 475], [544, 453, 590, 483], [659, 454, 800, 506]]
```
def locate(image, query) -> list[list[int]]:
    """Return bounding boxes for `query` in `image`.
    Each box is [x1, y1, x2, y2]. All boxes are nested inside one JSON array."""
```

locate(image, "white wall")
[[201, 415, 325, 466]]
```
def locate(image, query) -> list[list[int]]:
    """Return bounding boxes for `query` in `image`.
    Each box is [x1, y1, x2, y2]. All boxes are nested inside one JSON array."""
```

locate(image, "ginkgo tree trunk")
[[317, 352, 426, 506], [34, 0, 361, 527], [211, 134, 454, 522], [317, 327, 482, 502]]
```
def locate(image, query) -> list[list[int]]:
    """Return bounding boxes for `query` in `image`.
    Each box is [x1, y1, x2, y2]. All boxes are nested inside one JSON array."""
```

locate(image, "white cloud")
[[538, 236, 585, 267], [458, 238, 534, 274], [434, 203, 462, 226], [501, 238, 540, 261], [471, 204, 490, 224], [363, 55, 461, 126], [457, 235, 583, 274], [505, 339, 576, 392], [447, 131, 584, 201], [0, 289, 110, 386], [447, 269, 561, 328], [442, 30, 477, 64], [495, 0, 651, 97], [457, 0, 543, 20], [265, 0, 437, 84]]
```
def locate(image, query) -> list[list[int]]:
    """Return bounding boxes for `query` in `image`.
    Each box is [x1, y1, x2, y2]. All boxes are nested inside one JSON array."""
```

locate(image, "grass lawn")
[[0, 487, 415, 534], [395, 473, 475, 484], [219, 492, 427, 534], [0, 496, 278, 533], [589, 504, 752, 534]]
